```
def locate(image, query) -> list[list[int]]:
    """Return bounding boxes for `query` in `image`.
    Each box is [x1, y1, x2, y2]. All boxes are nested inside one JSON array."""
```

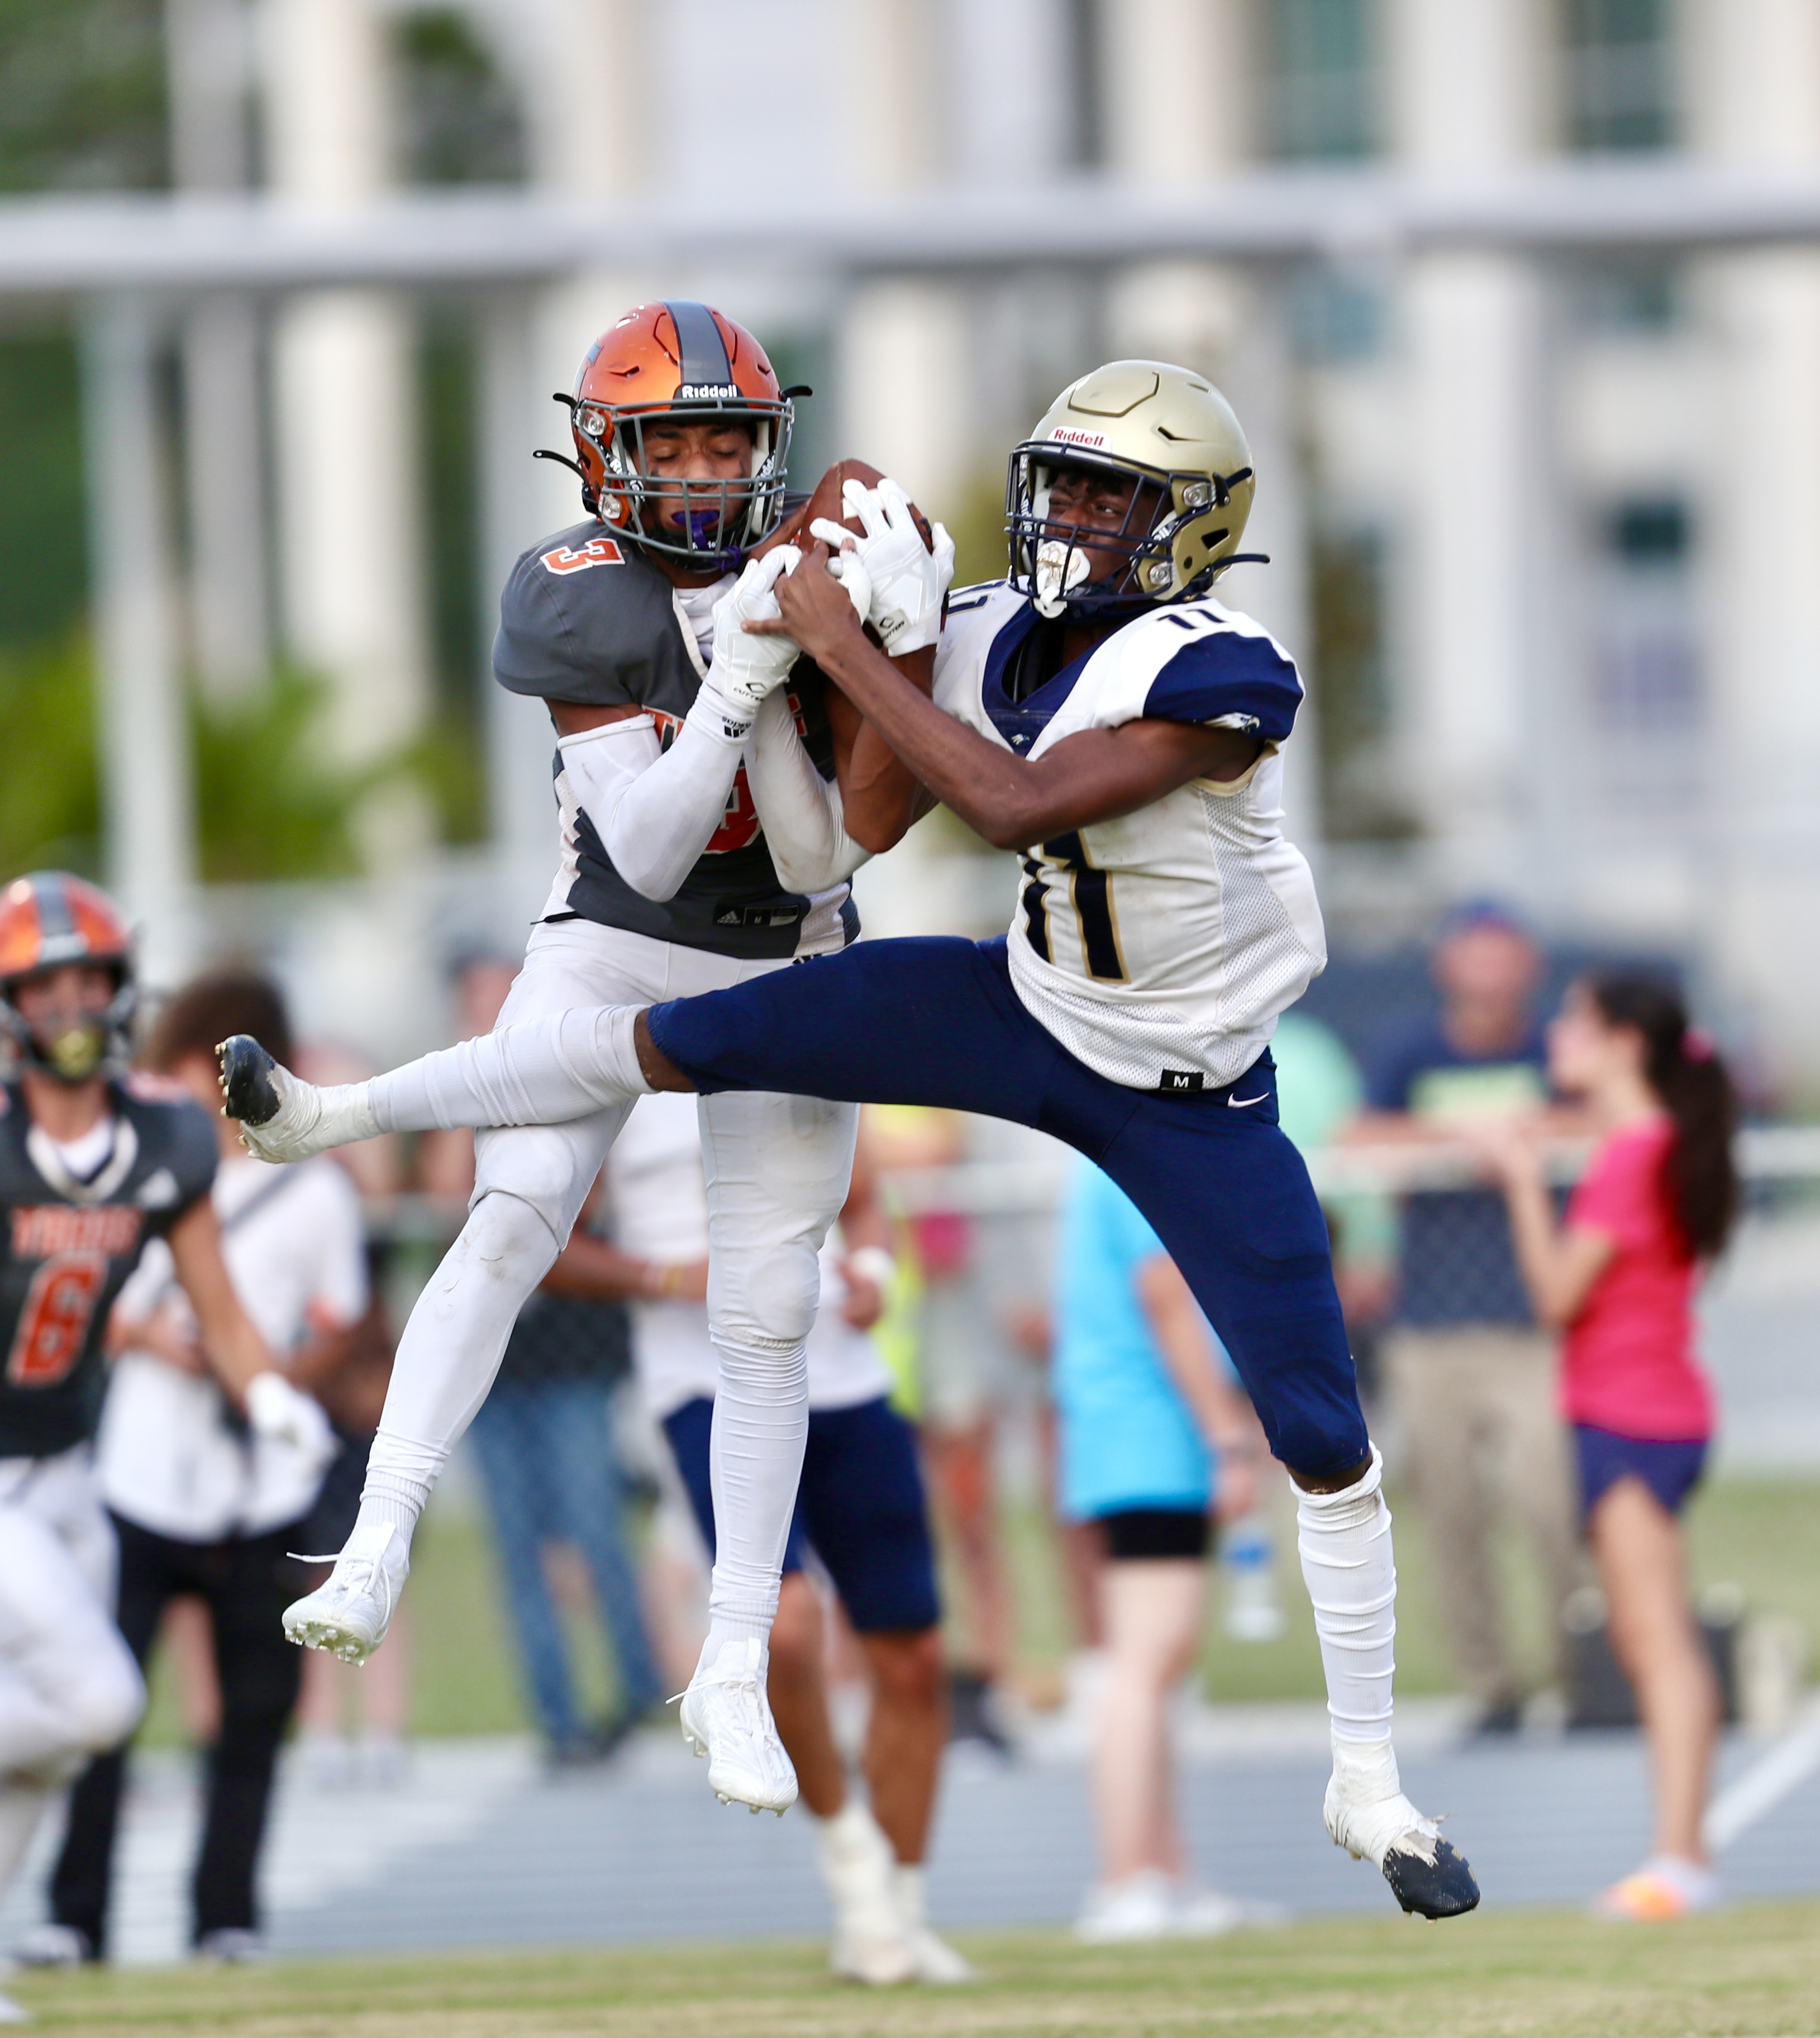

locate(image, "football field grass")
[[12, 1903, 1820, 2037]]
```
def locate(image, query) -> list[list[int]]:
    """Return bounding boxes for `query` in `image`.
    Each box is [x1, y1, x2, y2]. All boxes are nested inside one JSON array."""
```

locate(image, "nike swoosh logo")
[[1228, 1094, 1268, 1108]]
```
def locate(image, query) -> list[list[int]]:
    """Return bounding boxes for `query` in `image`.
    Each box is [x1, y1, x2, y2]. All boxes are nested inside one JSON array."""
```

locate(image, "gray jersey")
[[493, 520, 857, 961]]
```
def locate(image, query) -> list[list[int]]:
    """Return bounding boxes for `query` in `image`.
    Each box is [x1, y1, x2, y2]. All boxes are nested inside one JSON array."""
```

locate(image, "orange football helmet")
[[0, 872, 136, 1084], [551, 301, 799, 569]]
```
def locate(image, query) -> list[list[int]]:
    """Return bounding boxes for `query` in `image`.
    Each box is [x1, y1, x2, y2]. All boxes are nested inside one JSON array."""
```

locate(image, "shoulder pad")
[[1121, 603, 1303, 744], [494, 521, 674, 707]]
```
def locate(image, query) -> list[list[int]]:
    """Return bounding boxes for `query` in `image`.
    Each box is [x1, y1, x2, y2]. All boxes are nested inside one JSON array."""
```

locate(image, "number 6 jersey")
[[932, 584, 1327, 1093], [0, 1079, 217, 1460]]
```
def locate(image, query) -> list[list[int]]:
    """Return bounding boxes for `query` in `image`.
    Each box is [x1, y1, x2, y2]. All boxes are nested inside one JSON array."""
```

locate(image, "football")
[[761, 458, 935, 560]]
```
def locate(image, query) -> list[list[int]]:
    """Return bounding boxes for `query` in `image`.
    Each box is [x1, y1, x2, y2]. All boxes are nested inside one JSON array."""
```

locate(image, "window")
[[1261, 0, 1380, 162], [1562, 0, 1678, 154], [1312, 528, 1415, 839], [1587, 496, 1703, 811]]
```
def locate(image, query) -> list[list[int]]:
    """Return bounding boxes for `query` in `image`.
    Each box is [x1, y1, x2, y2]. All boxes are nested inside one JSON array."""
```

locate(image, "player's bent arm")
[[165, 1198, 278, 1399], [545, 697, 747, 903], [759, 547, 1258, 848], [828, 646, 936, 853], [745, 691, 873, 893]]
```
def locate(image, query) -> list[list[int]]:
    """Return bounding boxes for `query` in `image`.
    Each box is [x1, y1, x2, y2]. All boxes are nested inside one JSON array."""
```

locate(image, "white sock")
[[1295, 1444, 1397, 1749], [0, 1780, 52, 1901], [367, 1005, 650, 1135], [354, 1191, 560, 1553], [704, 1331, 808, 1653]]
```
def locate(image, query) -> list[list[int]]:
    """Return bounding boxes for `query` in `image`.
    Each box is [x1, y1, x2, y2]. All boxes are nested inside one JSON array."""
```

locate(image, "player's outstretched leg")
[[1298, 1449, 1479, 1918], [218, 1035, 379, 1161]]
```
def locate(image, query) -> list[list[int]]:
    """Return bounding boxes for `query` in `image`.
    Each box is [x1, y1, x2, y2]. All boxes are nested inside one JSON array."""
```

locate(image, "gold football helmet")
[[1006, 361, 1262, 617]]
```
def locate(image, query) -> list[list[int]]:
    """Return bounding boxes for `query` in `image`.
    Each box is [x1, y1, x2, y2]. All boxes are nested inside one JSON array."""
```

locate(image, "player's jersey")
[[493, 518, 857, 962], [933, 582, 1326, 1092], [0, 1079, 217, 1461]]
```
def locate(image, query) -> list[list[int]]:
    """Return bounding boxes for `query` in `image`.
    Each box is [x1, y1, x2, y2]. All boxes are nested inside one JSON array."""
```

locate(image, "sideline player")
[[607, 1098, 968, 1983], [221, 363, 1479, 1917], [273, 302, 944, 1820], [0, 874, 326, 2005]]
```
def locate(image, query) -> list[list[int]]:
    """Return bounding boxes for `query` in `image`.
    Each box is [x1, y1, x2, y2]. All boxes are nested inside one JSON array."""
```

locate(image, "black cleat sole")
[[1384, 1836, 1480, 1919], [217, 1035, 281, 1126]]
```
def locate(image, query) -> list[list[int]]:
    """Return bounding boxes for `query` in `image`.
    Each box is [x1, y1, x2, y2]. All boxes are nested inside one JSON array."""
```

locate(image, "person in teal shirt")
[[1051, 1158, 1262, 1944]]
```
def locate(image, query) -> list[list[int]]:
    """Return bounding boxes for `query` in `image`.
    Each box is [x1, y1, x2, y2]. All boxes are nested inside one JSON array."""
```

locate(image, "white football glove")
[[705, 545, 805, 719], [245, 1370, 336, 1468], [811, 477, 955, 656]]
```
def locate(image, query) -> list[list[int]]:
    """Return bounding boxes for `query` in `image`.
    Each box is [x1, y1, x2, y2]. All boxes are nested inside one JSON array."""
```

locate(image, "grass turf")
[[10, 1905, 1820, 2036]]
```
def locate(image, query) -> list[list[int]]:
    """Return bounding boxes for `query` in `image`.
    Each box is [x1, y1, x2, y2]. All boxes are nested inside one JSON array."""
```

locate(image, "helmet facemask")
[[1007, 445, 1255, 618], [575, 398, 794, 571], [1, 965, 135, 1087]]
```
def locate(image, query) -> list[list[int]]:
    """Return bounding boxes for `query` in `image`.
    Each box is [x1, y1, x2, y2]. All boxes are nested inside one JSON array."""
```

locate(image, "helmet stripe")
[[30, 872, 77, 949], [665, 301, 735, 394]]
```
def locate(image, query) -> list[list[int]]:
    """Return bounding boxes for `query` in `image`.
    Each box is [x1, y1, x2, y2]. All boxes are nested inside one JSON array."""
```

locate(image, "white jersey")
[[933, 583, 1326, 1092], [98, 1156, 366, 1540], [603, 1092, 890, 1421]]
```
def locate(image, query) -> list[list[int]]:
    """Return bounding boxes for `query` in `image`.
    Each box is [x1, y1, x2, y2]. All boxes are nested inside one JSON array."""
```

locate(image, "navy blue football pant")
[[649, 936, 1369, 1482]]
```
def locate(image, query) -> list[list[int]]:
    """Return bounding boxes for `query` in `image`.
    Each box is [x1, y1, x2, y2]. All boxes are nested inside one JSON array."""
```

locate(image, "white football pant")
[[364, 916, 857, 1651], [0, 1448, 145, 1901]]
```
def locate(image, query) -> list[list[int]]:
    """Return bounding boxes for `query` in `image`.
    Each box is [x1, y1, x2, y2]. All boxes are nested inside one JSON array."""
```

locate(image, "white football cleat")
[[818, 1803, 916, 1985], [217, 1035, 380, 1163], [0, 1987, 26, 2025], [678, 1636, 798, 1815], [1323, 1739, 1480, 1919], [282, 1520, 409, 1665], [893, 1864, 975, 1983]]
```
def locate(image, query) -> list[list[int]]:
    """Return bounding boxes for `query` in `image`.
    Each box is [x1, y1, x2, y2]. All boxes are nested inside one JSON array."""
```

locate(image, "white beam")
[[8, 161, 1820, 299], [80, 295, 197, 985]]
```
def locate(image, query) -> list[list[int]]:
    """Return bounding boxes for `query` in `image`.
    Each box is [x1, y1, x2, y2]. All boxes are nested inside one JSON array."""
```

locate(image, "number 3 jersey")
[[0, 1080, 217, 1460], [933, 583, 1327, 1093]]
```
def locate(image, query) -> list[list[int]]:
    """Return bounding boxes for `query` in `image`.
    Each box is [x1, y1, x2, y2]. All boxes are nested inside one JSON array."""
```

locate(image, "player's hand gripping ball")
[[812, 477, 955, 656]]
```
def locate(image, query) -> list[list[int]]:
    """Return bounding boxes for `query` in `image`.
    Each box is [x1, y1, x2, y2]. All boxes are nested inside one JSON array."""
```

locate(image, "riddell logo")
[[678, 383, 740, 399], [1051, 427, 1109, 449]]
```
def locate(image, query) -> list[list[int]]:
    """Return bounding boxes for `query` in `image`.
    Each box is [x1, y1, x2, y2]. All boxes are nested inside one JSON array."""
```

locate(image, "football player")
[[221, 363, 1479, 1919], [271, 302, 946, 1820], [0, 874, 325, 2003]]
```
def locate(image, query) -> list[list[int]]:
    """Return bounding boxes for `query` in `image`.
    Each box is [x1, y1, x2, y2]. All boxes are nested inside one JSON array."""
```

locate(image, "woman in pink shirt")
[[1478, 973, 1736, 1921]]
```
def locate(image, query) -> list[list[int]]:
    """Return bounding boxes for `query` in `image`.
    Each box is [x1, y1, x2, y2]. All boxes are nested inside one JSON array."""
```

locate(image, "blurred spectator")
[[290, 1240, 405, 1789], [412, 952, 659, 1765], [1473, 974, 1733, 1919], [1052, 1157, 1262, 1944], [472, 1176, 663, 1765], [865, 1105, 1012, 1750], [606, 1099, 968, 1984], [1347, 901, 1581, 1732], [31, 974, 356, 1965]]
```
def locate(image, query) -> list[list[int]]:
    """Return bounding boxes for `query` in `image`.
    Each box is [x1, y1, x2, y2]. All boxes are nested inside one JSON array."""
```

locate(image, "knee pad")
[[708, 1238, 822, 1353], [472, 1122, 598, 1246]]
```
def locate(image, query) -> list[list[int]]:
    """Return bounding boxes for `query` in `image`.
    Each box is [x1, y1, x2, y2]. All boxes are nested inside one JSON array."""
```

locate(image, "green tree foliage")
[[190, 668, 382, 883], [0, 631, 101, 876], [0, 334, 88, 651], [0, 0, 167, 194]]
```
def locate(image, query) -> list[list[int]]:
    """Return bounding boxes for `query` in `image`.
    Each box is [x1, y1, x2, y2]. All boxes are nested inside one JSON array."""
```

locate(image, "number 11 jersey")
[[0, 1080, 217, 1461], [932, 584, 1327, 1094]]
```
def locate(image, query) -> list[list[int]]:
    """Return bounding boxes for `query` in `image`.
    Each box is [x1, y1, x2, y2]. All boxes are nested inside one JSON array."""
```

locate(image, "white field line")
[[1704, 1698, 1820, 1854]]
